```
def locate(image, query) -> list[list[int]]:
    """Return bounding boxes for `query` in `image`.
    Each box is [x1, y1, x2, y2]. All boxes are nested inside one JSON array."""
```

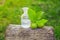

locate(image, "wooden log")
[[5, 24, 55, 40]]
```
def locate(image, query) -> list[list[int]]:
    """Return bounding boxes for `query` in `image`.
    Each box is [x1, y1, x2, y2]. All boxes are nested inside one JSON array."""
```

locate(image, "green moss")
[[0, 33, 5, 40]]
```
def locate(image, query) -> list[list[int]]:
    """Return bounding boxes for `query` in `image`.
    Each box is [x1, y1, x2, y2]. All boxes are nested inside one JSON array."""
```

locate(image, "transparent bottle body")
[[21, 7, 31, 28]]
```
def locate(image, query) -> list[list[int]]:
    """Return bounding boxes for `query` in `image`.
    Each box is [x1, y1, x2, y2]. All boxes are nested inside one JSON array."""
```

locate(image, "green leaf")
[[37, 11, 44, 20], [28, 8, 37, 22], [36, 19, 48, 27]]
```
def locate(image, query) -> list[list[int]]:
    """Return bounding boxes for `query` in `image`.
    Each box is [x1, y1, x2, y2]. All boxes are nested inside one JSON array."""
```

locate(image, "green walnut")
[[30, 23, 37, 29]]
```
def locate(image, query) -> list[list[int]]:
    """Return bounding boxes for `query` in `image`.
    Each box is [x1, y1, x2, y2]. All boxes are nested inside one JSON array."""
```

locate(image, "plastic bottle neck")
[[22, 7, 29, 15]]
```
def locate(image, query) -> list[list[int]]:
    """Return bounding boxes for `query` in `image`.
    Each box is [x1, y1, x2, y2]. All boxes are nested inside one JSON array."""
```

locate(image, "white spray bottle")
[[21, 7, 31, 28]]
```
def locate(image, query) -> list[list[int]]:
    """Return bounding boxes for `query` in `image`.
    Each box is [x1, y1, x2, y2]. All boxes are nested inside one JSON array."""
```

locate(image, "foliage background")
[[0, 0, 60, 40]]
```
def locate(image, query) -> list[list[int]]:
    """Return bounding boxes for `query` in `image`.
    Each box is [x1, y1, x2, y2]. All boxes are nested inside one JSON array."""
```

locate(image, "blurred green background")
[[0, 0, 60, 40]]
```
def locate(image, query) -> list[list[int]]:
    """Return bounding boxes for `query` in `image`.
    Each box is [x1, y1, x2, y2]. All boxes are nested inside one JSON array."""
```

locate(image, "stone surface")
[[5, 24, 55, 40]]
